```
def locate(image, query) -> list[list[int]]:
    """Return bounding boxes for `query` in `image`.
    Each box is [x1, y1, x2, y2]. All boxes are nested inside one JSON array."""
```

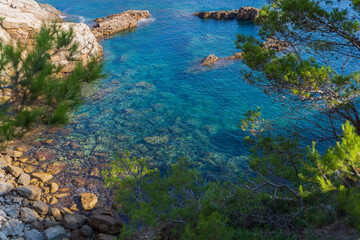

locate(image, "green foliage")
[[0, 24, 105, 142], [236, 0, 360, 139]]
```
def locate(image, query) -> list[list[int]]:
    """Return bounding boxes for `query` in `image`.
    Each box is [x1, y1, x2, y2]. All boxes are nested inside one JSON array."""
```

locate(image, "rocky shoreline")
[[0, 148, 122, 240]]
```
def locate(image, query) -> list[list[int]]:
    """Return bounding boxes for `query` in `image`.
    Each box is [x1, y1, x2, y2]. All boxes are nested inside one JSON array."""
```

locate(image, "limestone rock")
[[0, 0, 102, 73], [62, 214, 87, 230], [20, 207, 39, 223], [44, 226, 66, 240], [0, 160, 8, 170], [7, 165, 23, 177], [17, 185, 41, 200], [236, 7, 260, 20], [25, 229, 44, 240], [194, 10, 238, 19], [32, 200, 49, 215], [0, 182, 13, 195], [32, 172, 53, 182], [80, 193, 98, 211], [261, 37, 288, 51], [92, 10, 150, 39], [194, 7, 260, 21], [17, 173, 30, 185], [88, 207, 123, 234], [201, 54, 219, 65]]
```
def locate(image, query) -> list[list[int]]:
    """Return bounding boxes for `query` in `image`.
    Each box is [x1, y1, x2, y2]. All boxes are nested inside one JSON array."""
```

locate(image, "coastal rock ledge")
[[194, 7, 260, 21], [0, 0, 102, 73], [91, 10, 150, 39]]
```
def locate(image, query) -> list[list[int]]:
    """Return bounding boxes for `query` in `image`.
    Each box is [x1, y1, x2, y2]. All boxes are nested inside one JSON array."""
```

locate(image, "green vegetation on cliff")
[[0, 24, 104, 142]]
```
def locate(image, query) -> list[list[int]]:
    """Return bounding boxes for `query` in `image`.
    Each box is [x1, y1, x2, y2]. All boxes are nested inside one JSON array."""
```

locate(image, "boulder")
[[80, 193, 98, 211], [25, 229, 44, 240], [236, 7, 260, 20], [32, 172, 53, 182], [1, 219, 24, 236], [3, 205, 19, 218], [88, 207, 123, 234], [17, 173, 31, 185], [51, 208, 62, 221], [7, 165, 23, 177], [32, 200, 49, 215], [0, 0, 102, 73], [80, 224, 94, 237], [92, 10, 150, 39], [62, 214, 87, 230], [0, 182, 13, 195], [17, 185, 42, 200], [0, 160, 8, 170], [44, 226, 66, 240], [201, 54, 219, 65], [261, 37, 288, 51], [20, 207, 39, 223]]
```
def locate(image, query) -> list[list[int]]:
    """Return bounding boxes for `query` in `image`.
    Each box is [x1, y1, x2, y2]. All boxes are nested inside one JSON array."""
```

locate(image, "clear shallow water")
[[34, 0, 287, 181]]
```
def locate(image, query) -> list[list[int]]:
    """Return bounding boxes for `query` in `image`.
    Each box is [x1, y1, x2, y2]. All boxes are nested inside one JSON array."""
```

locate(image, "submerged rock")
[[92, 10, 150, 39], [80, 193, 98, 211], [144, 136, 169, 145]]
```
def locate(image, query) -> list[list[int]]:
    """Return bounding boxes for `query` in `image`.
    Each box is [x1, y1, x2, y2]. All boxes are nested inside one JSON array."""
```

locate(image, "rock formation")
[[91, 10, 150, 39], [261, 37, 288, 51], [201, 37, 288, 66], [0, 0, 102, 73], [194, 7, 260, 21]]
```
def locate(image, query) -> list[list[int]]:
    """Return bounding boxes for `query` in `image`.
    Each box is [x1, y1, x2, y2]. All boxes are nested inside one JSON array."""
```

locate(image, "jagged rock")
[[80, 193, 98, 211], [194, 10, 238, 19], [17, 173, 30, 185], [88, 207, 123, 234], [201, 54, 219, 65], [261, 37, 288, 51], [20, 207, 39, 223], [92, 10, 150, 39], [25, 229, 44, 240], [0, 0, 102, 73], [225, 52, 243, 60], [1, 219, 24, 236], [32, 172, 53, 182], [17, 185, 42, 200], [3, 205, 19, 218], [32, 201, 49, 215], [7, 165, 23, 177], [236, 7, 260, 20], [194, 7, 260, 21], [62, 214, 87, 230], [44, 226, 66, 240], [0, 182, 13, 195]]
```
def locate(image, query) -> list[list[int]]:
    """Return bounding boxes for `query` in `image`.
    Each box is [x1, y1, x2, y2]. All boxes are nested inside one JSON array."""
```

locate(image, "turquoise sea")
[[34, 0, 288, 184]]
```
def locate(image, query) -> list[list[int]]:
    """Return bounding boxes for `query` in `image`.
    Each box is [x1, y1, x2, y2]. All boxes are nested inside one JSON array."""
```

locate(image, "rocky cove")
[[0, 0, 283, 239]]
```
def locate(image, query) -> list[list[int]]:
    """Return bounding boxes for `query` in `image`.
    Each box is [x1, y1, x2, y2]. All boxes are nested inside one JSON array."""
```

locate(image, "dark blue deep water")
[[35, 0, 287, 180]]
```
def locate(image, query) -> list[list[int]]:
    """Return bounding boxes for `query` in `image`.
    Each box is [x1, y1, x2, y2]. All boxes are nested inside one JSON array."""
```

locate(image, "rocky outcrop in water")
[[91, 10, 150, 39], [194, 7, 260, 21], [261, 37, 288, 51], [0, 0, 103, 73], [201, 37, 288, 66]]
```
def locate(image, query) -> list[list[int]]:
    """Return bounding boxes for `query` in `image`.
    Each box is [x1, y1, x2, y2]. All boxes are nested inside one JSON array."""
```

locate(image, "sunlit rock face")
[[0, 0, 102, 73]]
